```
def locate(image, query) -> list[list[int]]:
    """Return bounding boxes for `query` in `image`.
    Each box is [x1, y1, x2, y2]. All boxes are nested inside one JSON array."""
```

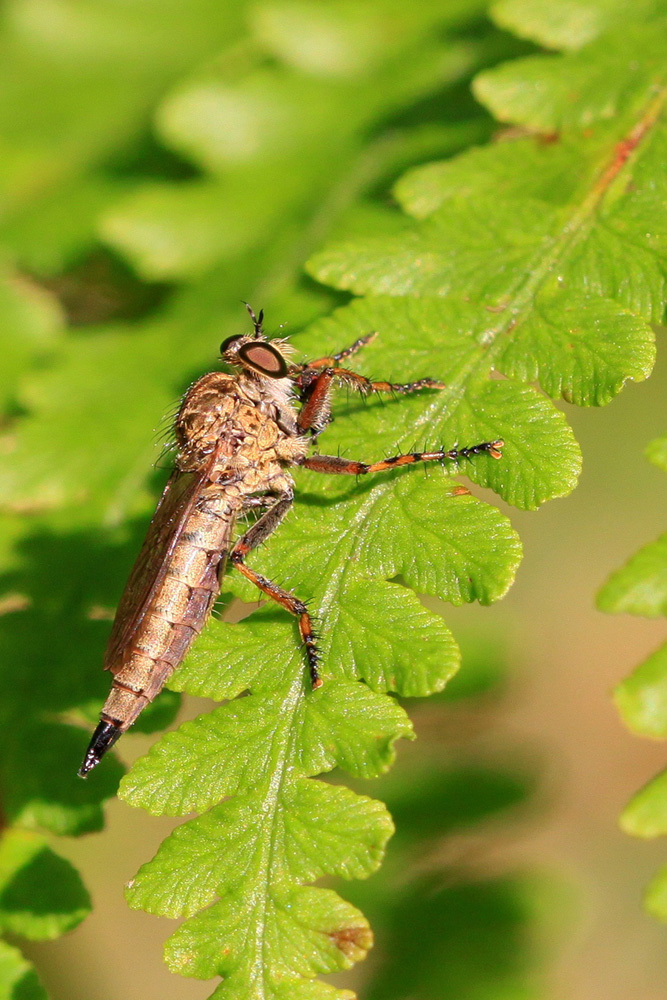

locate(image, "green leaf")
[[363, 875, 551, 1000], [250, 0, 482, 78], [0, 0, 244, 213], [614, 643, 667, 738], [646, 864, 667, 921], [301, 12, 667, 959], [597, 533, 667, 616], [121, 669, 391, 999], [277, 470, 521, 600], [152, 8, 485, 176], [99, 179, 277, 282], [393, 136, 583, 219], [126, 780, 392, 918], [297, 298, 581, 509], [166, 884, 371, 996], [622, 769, 667, 838], [0, 272, 63, 415], [121, 680, 411, 816], [308, 114, 660, 415], [0, 510, 139, 856], [646, 434, 667, 472], [101, 24, 488, 279], [328, 579, 460, 695], [330, 728, 552, 1000], [1, 722, 124, 836], [120, 438, 520, 997], [0, 939, 47, 1000], [296, 680, 414, 778], [0, 174, 132, 277], [0, 829, 90, 940], [0, 323, 190, 516], [489, 0, 666, 50], [474, 25, 667, 131], [120, 661, 409, 997]]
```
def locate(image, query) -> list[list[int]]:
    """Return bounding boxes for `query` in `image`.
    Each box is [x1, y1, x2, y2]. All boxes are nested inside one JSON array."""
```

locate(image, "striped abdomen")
[[78, 490, 237, 776], [103, 499, 235, 730]]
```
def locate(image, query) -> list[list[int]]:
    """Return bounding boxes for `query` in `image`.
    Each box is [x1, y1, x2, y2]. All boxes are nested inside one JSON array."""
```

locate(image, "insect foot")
[[445, 439, 504, 462]]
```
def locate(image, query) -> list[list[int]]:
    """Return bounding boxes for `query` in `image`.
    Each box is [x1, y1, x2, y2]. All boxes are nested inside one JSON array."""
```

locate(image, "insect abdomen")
[[79, 501, 235, 776], [107, 504, 234, 722]]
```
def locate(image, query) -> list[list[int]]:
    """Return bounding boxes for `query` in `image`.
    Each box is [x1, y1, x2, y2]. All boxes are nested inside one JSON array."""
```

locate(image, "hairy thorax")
[[174, 371, 308, 496]]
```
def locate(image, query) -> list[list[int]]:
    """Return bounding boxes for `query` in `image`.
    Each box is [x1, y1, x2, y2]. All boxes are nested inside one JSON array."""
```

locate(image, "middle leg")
[[300, 439, 504, 476]]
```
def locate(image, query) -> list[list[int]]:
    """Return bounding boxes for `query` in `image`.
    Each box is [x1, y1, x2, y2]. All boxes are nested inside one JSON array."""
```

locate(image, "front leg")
[[231, 491, 322, 687], [304, 332, 378, 368], [297, 365, 444, 436]]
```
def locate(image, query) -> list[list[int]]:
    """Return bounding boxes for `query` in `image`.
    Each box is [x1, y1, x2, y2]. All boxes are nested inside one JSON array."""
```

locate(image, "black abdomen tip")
[[78, 719, 122, 778]]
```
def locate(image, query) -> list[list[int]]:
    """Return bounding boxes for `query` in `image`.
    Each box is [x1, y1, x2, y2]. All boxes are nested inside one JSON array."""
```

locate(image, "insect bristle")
[[270, 337, 297, 360], [153, 439, 178, 470]]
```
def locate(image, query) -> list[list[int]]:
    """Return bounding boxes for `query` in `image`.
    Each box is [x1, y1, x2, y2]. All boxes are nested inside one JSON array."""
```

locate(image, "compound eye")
[[220, 334, 243, 354], [237, 342, 288, 378]]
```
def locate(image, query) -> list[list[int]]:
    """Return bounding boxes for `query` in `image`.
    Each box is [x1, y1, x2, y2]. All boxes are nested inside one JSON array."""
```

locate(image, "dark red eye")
[[220, 335, 243, 354], [238, 342, 288, 378]]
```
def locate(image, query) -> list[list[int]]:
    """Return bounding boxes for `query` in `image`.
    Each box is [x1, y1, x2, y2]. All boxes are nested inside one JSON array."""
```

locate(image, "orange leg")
[[300, 440, 504, 476], [231, 493, 322, 687], [297, 365, 444, 435], [306, 333, 378, 368]]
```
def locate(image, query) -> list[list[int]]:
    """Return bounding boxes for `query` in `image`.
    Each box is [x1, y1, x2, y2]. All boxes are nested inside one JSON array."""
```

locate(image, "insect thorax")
[[175, 371, 306, 482]]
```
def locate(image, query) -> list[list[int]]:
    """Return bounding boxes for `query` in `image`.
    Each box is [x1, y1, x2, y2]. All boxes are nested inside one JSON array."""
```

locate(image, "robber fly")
[[78, 305, 503, 776]]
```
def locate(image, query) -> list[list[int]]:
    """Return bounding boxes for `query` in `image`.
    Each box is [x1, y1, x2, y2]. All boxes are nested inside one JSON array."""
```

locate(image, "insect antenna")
[[243, 301, 264, 337]]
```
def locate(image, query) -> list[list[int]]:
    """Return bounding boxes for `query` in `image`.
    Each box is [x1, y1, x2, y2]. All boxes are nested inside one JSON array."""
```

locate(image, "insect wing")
[[104, 452, 218, 671]]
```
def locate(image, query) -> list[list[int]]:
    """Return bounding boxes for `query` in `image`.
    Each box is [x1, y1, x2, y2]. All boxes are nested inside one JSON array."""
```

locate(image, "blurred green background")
[[0, 1, 666, 998]]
